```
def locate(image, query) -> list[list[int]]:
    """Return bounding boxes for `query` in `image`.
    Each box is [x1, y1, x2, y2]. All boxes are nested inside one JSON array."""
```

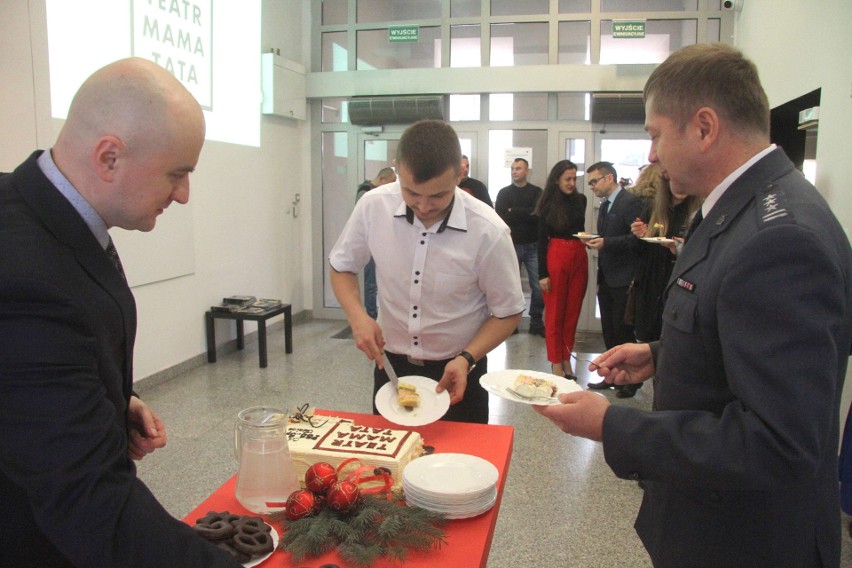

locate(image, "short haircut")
[[512, 158, 529, 168], [644, 43, 769, 137], [396, 120, 461, 183], [586, 161, 617, 180], [377, 167, 395, 180]]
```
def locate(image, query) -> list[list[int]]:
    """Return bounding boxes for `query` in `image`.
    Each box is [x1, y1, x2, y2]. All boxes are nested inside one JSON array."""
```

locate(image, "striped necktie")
[[105, 237, 126, 280]]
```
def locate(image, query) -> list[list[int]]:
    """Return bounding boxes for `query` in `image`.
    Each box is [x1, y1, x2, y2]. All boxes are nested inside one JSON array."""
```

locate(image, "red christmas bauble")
[[285, 489, 318, 521], [305, 462, 338, 495], [326, 480, 361, 513]]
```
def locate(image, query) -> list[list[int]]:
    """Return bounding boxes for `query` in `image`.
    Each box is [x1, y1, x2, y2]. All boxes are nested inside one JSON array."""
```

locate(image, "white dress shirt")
[[700, 144, 776, 217], [329, 183, 525, 361]]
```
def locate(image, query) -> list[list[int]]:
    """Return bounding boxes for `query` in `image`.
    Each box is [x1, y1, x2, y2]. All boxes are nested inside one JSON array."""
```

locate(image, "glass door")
[[558, 132, 599, 332]]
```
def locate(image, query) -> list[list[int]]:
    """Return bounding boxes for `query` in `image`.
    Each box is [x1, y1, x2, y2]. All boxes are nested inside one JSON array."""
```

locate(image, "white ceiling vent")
[[349, 95, 446, 126], [590, 92, 646, 124]]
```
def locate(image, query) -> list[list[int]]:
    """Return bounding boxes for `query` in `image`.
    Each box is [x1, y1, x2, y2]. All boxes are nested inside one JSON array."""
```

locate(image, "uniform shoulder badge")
[[757, 184, 793, 227]]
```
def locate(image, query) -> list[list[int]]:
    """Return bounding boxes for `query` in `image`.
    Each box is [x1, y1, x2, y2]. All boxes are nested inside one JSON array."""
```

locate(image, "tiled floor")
[[136, 318, 852, 567]]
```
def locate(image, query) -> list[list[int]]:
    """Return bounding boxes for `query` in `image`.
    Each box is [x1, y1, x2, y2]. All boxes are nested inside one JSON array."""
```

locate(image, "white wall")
[[733, 0, 852, 430], [735, 0, 852, 233], [0, 0, 313, 382]]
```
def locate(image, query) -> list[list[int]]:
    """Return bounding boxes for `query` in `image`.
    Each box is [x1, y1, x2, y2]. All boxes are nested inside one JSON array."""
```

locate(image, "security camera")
[[722, 0, 743, 11]]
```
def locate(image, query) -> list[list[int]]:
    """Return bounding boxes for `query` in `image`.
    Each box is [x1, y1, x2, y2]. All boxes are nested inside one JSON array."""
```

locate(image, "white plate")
[[243, 525, 279, 567], [641, 237, 675, 245], [573, 233, 599, 240], [403, 453, 498, 495], [479, 369, 582, 406], [375, 375, 450, 426]]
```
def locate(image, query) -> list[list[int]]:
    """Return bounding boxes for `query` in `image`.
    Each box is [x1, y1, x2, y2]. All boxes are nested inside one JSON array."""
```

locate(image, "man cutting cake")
[[329, 120, 525, 424]]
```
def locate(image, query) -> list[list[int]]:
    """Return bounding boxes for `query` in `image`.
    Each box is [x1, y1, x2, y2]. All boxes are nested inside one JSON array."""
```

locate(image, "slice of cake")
[[286, 417, 424, 490], [397, 382, 420, 408], [514, 374, 556, 398]]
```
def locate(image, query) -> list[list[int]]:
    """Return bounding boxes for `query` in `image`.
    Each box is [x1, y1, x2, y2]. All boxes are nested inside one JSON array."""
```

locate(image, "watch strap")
[[457, 350, 477, 372]]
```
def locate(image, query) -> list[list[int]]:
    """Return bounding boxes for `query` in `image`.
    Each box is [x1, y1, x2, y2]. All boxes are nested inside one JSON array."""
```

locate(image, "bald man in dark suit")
[[0, 59, 242, 567]]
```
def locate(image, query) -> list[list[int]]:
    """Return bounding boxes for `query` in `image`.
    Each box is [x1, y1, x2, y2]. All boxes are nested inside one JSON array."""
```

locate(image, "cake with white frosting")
[[286, 417, 424, 489]]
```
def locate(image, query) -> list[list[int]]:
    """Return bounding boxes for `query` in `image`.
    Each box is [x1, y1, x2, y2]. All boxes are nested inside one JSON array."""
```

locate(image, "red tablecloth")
[[183, 410, 514, 568]]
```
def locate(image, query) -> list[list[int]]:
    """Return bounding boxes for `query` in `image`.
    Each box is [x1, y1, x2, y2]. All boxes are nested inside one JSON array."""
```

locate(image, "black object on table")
[[205, 304, 292, 368]]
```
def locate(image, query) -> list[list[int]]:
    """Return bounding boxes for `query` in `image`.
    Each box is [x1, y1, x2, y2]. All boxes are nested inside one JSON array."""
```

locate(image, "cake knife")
[[381, 352, 400, 392]]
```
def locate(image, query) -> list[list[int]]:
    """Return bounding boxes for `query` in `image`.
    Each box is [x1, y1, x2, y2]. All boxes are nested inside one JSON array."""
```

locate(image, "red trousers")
[[543, 238, 588, 364]]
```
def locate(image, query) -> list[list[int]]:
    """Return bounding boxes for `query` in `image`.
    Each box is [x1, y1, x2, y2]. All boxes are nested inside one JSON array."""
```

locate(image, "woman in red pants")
[[534, 160, 588, 380]]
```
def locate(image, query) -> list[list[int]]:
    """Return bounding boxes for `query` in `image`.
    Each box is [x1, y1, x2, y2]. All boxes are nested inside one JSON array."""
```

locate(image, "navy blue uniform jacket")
[[603, 149, 852, 567]]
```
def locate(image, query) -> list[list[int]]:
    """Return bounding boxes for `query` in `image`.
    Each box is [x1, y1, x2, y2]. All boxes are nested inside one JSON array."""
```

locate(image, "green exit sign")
[[389, 25, 419, 43], [612, 20, 646, 38]]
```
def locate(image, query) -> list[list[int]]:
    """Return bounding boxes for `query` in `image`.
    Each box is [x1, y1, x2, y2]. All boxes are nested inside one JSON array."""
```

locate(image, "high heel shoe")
[[564, 373, 578, 382]]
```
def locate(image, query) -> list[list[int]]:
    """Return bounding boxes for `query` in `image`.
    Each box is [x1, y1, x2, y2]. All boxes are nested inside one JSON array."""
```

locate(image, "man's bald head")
[[56, 58, 204, 164], [52, 58, 206, 231]]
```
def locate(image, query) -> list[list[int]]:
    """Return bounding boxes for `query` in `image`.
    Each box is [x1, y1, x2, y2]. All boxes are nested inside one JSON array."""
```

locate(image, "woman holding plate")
[[629, 163, 701, 344], [535, 160, 588, 381]]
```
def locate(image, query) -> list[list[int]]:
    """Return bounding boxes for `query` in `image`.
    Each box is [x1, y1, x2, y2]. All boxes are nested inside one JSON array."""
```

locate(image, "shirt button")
[[420, 240, 425, 244], [414, 279, 419, 284], [415, 271, 421, 275]]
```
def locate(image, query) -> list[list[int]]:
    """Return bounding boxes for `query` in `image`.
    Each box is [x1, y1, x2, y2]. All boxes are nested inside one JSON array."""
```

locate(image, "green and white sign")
[[612, 20, 646, 39], [389, 25, 419, 43]]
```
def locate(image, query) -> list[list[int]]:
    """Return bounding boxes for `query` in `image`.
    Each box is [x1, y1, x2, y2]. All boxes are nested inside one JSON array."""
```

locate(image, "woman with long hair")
[[629, 164, 701, 344], [535, 160, 588, 380]]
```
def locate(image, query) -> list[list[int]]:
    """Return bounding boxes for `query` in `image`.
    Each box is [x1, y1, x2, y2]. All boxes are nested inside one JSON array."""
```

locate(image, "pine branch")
[[277, 495, 446, 566]]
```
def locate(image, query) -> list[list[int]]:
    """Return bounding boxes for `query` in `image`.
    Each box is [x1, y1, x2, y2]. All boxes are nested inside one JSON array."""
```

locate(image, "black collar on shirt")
[[404, 197, 456, 233]]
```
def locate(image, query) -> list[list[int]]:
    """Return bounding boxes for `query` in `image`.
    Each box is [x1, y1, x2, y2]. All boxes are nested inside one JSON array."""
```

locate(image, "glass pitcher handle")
[[233, 420, 242, 463]]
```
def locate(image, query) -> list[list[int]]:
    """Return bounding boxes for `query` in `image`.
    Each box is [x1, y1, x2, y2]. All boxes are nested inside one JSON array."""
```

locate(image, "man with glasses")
[[584, 161, 643, 397]]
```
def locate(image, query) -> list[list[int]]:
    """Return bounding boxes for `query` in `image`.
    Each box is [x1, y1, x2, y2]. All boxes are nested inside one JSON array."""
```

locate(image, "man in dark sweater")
[[458, 155, 492, 207], [495, 158, 545, 335]]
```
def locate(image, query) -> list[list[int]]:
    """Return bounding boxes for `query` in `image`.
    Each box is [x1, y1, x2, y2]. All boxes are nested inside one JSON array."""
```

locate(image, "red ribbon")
[[336, 458, 394, 498]]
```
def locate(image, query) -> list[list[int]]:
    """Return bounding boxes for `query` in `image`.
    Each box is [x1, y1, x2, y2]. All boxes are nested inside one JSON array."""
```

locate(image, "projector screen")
[[46, 0, 261, 147]]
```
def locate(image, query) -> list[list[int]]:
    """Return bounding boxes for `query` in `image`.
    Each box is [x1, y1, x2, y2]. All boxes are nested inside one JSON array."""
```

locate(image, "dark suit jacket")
[[597, 188, 643, 288], [0, 152, 240, 567], [603, 149, 852, 567]]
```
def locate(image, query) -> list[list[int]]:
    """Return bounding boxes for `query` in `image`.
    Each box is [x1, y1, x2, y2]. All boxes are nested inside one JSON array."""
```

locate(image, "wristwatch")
[[456, 350, 477, 373]]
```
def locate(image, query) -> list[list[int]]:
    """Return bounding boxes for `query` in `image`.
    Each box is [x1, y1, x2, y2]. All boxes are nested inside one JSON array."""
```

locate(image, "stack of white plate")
[[402, 453, 499, 519]]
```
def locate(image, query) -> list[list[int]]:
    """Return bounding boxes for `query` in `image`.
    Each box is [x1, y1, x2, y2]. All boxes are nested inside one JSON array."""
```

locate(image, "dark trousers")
[[374, 352, 489, 424], [597, 273, 634, 350]]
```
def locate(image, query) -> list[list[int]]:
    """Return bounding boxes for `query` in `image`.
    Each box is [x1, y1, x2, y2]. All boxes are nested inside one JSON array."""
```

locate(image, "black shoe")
[[528, 326, 545, 337], [587, 380, 612, 390], [564, 374, 578, 382], [616, 384, 641, 398]]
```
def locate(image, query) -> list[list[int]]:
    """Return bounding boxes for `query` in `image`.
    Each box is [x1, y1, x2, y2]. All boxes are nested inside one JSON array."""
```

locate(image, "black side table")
[[205, 304, 292, 368]]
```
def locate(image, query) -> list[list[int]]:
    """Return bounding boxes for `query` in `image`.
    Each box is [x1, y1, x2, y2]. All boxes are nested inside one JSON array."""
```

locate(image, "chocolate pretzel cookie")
[[193, 511, 238, 541], [232, 518, 274, 557], [193, 511, 275, 561]]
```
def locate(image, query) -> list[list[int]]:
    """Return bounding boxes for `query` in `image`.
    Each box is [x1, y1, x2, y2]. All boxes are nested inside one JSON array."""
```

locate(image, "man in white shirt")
[[330, 120, 524, 424]]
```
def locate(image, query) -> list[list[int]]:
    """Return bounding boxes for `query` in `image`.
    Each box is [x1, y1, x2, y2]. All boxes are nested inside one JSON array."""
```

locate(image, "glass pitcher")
[[234, 406, 299, 513]]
